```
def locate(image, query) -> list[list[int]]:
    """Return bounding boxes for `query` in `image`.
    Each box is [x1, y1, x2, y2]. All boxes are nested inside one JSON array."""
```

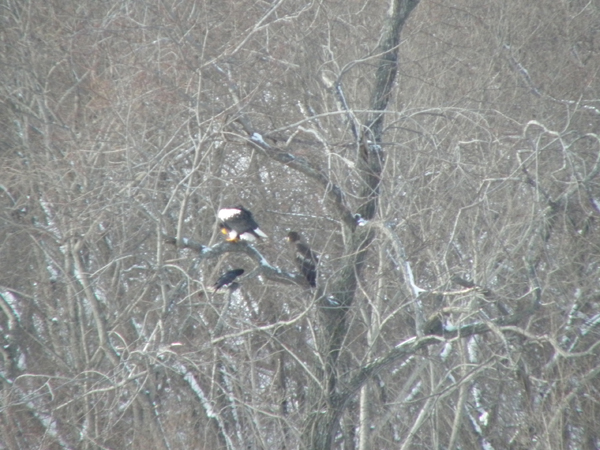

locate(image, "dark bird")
[[287, 231, 318, 287], [212, 269, 244, 292], [423, 312, 444, 336], [218, 206, 268, 242]]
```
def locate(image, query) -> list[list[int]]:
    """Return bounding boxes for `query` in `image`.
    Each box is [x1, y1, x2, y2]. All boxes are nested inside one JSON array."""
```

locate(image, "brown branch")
[[330, 306, 539, 432], [231, 117, 357, 230], [163, 235, 305, 286]]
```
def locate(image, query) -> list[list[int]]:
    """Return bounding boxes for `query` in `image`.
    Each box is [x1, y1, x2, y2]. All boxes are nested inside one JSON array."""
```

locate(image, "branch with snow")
[[164, 235, 306, 287]]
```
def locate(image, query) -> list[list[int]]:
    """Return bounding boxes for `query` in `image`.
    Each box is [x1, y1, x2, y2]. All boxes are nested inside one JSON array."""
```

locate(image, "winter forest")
[[1, 0, 600, 449]]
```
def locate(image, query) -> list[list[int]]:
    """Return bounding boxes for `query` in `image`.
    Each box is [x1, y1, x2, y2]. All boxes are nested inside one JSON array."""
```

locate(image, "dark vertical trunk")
[[303, 2, 421, 449]]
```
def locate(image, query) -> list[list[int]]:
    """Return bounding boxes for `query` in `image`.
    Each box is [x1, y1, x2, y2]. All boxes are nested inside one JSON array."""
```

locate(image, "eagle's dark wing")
[[212, 268, 245, 291]]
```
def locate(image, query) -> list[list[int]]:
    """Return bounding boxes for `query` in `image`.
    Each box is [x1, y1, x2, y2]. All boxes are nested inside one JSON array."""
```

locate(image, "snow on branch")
[[164, 235, 305, 286]]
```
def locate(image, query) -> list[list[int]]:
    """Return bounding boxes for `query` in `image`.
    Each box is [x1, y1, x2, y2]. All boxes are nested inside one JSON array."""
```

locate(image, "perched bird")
[[423, 312, 444, 336], [218, 206, 268, 242], [286, 231, 318, 287], [212, 269, 244, 292]]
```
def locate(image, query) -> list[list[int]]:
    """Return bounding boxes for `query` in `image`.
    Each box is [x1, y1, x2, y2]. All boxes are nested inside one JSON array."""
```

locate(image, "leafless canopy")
[[1, 0, 600, 449]]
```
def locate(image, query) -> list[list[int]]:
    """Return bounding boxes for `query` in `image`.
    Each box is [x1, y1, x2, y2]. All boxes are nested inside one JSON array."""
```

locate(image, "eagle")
[[212, 268, 244, 292], [218, 206, 268, 242], [286, 231, 318, 287]]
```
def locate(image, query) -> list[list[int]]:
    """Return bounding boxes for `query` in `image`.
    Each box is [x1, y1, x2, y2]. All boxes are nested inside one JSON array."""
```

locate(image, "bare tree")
[[1, 0, 600, 449]]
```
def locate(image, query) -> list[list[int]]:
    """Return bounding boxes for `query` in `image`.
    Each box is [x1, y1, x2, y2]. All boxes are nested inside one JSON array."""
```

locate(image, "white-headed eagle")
[[218, 206, 268, 242]]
